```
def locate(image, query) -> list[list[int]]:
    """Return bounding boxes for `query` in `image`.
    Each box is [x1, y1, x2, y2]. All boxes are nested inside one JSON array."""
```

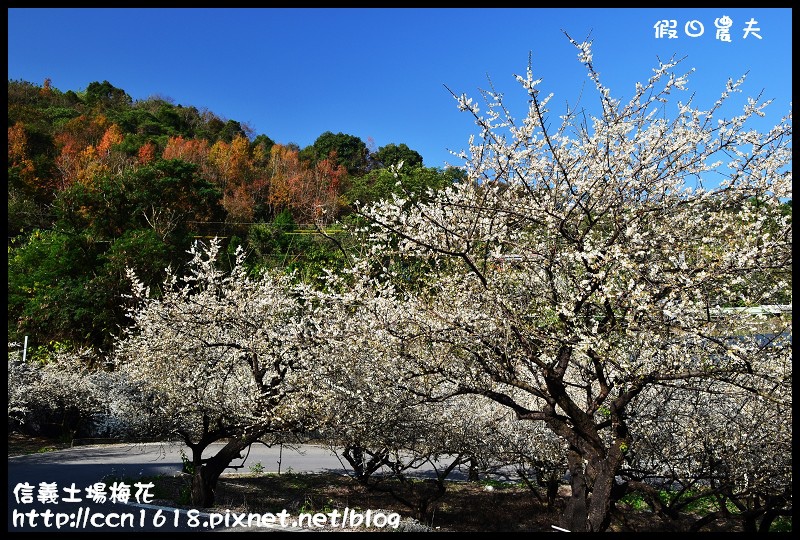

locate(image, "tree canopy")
[[345, 35, 792, 531]]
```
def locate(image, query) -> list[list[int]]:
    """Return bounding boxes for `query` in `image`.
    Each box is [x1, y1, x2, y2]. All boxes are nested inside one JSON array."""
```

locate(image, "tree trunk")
[[468, 457, 479, 482], [561, 450, 589, 531], [560, 449, 619, 532], [191, 464, 219, 508], [758, 509, 782, 533], [189, 437, 259, 507], [586, 462, 616, 532], [546, 475, 559, 509]]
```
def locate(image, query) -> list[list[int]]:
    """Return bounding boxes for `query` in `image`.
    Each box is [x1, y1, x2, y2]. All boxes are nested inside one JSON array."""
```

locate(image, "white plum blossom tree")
[[350, 34, 792, 532], [113, 239, 326, 507], [313, 264, 568, 522], [7, 344, 110, 437], [625, 341, 792, 532], [8, 343, 37, 428]]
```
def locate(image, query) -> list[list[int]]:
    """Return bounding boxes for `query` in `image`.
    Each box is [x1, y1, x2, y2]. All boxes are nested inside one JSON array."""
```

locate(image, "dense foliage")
[[7, 78, 461, 351]]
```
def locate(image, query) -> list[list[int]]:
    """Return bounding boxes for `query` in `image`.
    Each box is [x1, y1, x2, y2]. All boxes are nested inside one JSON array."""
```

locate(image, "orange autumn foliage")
[[137, 141, 157, 164], [162, 136, 210, 165]]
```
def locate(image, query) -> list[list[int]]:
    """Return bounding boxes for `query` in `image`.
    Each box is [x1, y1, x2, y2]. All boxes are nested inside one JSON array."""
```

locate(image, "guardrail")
[[709, 304, 792, 317]]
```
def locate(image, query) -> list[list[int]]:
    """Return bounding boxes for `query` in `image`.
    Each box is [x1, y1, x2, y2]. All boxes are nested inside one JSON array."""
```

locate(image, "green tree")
[[251, 134, 275, 165], [372, 142, 423, 170], [8, 230, 99, 347], [54, 158, 223, 241], [111, 108, 162, 137], [8, 186, 50, 239], [303, 131, 369, 176], [10, 159, 224, 350], [84, 80, 132, 110], [246, 209, 346, 284], [343, 164, 464, 210], [8, 227, 173, 352]]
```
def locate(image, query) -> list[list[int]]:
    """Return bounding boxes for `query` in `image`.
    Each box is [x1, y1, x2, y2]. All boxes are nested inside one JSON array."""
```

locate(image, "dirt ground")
[[7, 431, 72, 456], [144, 472, 750, 533]]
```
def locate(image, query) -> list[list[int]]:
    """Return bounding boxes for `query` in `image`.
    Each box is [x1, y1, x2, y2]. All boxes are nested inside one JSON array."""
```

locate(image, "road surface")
[[8, 441, 350, 532], [8, 441, 474, 532]]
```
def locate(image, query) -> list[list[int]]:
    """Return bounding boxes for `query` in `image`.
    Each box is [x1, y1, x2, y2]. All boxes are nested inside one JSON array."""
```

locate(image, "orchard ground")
[[8, 433, 751, 532]]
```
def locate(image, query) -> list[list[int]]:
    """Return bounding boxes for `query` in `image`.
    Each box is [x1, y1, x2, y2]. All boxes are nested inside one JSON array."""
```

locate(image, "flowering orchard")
[[7, 35, 791, 532], [112, 240, 328, 507]]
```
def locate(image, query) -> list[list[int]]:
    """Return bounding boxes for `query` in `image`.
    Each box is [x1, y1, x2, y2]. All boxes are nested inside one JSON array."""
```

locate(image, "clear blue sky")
[[8, 8, 792, 170]]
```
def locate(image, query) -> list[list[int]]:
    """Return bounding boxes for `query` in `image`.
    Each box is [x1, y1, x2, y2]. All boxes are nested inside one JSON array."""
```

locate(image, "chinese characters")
[[654, 17, 762, 40], [13, 481, 155, 505]]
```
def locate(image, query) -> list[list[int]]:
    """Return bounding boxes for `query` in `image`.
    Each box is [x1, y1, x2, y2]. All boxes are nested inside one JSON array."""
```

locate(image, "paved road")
[[8, 441, 474, 532], [8, 441, 350, 532]]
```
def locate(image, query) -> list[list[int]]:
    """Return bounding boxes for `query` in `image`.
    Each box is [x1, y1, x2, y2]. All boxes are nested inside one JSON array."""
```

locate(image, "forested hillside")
[[8, 78, 466, 352]]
